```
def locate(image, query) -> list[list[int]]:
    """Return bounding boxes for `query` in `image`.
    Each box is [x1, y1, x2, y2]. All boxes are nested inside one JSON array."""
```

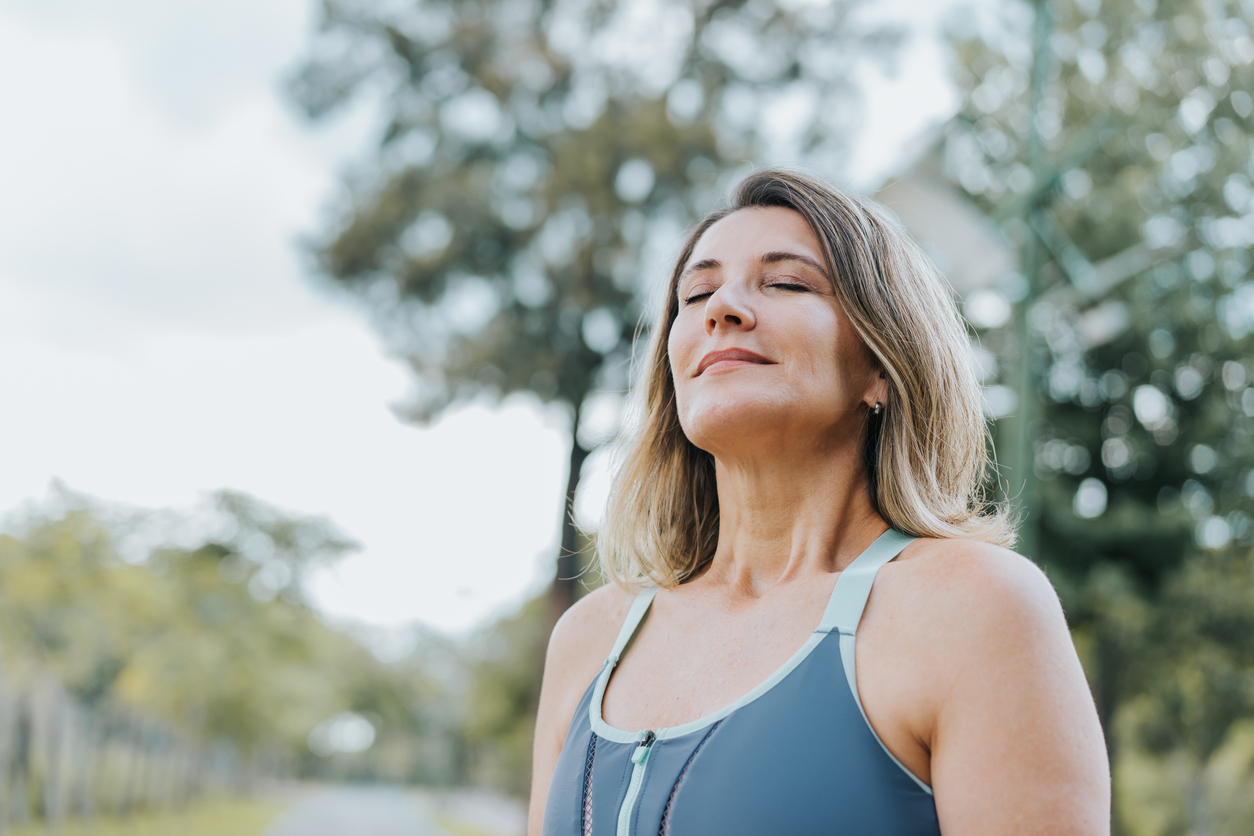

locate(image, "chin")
[[679, 394, 792, 454]]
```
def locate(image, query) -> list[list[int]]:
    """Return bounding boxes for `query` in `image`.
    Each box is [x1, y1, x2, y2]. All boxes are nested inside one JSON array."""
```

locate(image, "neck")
[[696, 436, 886, 597]]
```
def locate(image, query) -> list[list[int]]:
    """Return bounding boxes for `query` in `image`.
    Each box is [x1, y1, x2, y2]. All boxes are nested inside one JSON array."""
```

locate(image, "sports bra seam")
[[612, 749, 632, 825], [659, 719, 722, 836], [814, 626, 855, 636], [580, 733, 597, 836]]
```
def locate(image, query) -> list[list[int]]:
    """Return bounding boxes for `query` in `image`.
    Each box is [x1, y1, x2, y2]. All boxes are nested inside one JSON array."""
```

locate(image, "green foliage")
[[943, 0, 1253, 584], [461, 593, 549, 795], [942, 0, 1254, 829], [0, 487, 600, 796], [1124, 548, 1254, 762], [289, 0, 901, 415], [287, 0, 904, 619], [0, 491, 429, 767], [453, 536, 603, 795], [1115, 723, 1254, 836]]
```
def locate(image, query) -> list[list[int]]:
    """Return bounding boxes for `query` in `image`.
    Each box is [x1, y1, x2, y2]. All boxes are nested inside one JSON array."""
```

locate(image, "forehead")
[[686, 206, 824, 269]]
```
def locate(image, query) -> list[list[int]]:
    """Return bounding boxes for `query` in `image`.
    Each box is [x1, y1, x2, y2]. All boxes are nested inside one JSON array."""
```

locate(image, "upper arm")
[[528, 584, 632, 836], [925, 545, 1110, 835]]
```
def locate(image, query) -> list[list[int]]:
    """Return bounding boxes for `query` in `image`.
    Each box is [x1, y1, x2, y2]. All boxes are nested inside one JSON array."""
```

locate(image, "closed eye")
[[683, 291, 714, 304], [767, 282, 809, 291]]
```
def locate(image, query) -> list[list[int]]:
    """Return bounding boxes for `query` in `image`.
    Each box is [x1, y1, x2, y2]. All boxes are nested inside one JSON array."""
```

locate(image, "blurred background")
[[0, 0, 1251, 833]]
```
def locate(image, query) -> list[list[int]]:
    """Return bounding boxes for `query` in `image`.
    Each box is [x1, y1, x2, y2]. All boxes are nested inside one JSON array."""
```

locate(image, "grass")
[[8, 796, 286, 836]]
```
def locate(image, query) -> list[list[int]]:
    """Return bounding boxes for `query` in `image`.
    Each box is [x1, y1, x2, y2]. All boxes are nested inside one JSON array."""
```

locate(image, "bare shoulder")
[[538, 583, 637, 742], [896, 536, 1054, 587], [531, 584, 638, 834], [881, 540, 1109, 832], [861, 537, 1108, 832], [545, 582, 636, 678], [883, 537, 1067, 638], [866, 537, 1076, 696]]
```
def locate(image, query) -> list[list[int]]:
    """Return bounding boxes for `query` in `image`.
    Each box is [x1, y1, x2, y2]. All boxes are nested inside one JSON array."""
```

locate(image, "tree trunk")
[[548, 403, 590, 636], [1095, 634, 1122, 835]]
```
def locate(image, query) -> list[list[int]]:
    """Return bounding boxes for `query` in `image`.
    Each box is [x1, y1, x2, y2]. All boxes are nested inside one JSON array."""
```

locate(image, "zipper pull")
[[631, 730, 656, 764]]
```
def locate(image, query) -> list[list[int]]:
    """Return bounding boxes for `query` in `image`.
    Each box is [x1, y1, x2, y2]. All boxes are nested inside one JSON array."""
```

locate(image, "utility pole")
[[1007, 0, 1055, 559], [1004, 0, 1120, 556]]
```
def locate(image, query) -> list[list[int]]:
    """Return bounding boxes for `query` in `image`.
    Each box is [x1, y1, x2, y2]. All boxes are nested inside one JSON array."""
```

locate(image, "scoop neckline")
[[588, 527, 914, 744], [590, 614, 833, 744]]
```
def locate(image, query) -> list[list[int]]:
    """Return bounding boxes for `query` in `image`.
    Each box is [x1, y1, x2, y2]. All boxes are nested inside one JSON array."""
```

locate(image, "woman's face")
[[667, 206, 884, 458]]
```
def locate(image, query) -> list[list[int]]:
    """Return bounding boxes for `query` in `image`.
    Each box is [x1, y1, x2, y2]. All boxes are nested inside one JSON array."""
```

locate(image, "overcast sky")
[[0, 0, 973, 636]]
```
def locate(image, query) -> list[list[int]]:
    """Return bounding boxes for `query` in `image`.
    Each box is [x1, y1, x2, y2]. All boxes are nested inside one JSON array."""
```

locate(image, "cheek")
[[796, 319, 870, 409], [667, 321, 710, 434], [667, 317, 700, 381], [795, 317, 845, 380]]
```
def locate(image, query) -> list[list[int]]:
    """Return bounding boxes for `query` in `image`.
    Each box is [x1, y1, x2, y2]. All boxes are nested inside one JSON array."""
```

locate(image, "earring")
[[872, 401, 883, 416]]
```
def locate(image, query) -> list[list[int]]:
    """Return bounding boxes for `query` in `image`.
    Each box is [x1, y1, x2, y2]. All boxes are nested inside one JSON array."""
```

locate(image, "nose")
[[704, 282, 755, 334]]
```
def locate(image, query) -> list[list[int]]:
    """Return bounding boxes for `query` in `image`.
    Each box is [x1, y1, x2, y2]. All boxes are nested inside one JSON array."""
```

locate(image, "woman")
[[530, 169, 1109, 835]]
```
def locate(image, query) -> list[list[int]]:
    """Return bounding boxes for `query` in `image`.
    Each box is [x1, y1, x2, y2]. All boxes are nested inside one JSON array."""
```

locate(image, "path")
[[262, 786, 451, 836]]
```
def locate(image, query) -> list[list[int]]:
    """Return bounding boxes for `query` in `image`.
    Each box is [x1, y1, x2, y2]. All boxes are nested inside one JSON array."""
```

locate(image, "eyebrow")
[[679, 251, 830, 283], [761, 250, 830, 278]]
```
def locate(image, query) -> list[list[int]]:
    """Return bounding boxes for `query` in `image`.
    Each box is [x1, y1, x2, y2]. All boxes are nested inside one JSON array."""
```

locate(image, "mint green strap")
[[817, 529, 916, 636], [822, 529, 932, 795], [607, 587, 659, 663]]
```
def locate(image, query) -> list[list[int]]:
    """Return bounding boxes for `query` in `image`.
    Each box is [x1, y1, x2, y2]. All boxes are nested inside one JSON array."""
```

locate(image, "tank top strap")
[[817, 529, 916, 636], [607, 586, 659, 663]]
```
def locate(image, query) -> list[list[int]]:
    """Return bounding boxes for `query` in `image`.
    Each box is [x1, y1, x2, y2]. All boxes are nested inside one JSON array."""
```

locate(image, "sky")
[[0, 0, 976, 636]]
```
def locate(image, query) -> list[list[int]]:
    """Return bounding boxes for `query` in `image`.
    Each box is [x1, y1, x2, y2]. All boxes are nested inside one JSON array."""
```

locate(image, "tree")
[[460, 592, 550, 794], [1124, 547, 1254, 833], [287, 0, 901, 626], [0, 488, 431, 771], [937, 0, 1253, 827]]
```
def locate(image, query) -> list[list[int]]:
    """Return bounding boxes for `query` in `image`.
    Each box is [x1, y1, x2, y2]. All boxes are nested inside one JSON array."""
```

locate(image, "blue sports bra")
[[542, 529, 941, 836]]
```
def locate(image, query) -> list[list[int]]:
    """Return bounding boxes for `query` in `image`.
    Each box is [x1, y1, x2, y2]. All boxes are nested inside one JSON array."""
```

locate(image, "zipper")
[[615, 730, 657, 836]]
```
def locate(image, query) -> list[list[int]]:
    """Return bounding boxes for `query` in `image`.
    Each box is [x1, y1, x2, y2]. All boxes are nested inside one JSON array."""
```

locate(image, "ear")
[[864, 366, 889, 411]]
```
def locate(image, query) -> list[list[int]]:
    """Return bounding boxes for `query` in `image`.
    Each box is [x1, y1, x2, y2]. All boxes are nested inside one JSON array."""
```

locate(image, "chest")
[[543, 637, 940, 836], [597, 568, 938, 789], [600, 583, 835, 731]]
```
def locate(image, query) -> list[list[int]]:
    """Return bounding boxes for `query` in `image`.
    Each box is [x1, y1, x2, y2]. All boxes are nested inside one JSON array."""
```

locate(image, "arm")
[[926, 545, 1110, 834], [528, 584, 632, 836]]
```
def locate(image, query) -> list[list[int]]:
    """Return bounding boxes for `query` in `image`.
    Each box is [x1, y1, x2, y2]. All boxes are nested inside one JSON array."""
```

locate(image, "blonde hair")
[[598, 168, 1014, 588]]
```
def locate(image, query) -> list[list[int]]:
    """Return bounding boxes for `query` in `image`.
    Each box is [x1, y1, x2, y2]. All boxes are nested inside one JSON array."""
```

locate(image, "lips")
[[696, 348, 775, 376]]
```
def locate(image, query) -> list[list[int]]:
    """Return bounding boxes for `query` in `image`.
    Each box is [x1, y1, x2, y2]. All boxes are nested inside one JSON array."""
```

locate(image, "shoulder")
[[886, 537, 1066, 636], [545, 582, 637, 678], [868, 537, 1076, 705], [880, 541, 1110, 829], [530, 584, 641, 831], [897, 535, 1051, 585], [535, 583, 634, 750], [539, 582, 640, 736], [875, 537, 1088, 724]]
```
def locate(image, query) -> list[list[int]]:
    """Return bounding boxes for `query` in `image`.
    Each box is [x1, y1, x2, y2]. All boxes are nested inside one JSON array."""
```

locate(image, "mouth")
[[696, 348, 775, 376]]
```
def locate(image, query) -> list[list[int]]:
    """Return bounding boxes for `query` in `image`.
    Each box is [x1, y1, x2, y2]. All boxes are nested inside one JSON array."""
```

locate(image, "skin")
[[529, 207, 1111, 835]]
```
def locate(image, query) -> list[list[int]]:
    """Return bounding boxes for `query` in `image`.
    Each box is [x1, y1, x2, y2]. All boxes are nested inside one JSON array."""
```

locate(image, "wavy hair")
[[598, 168, 1014, 588]]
